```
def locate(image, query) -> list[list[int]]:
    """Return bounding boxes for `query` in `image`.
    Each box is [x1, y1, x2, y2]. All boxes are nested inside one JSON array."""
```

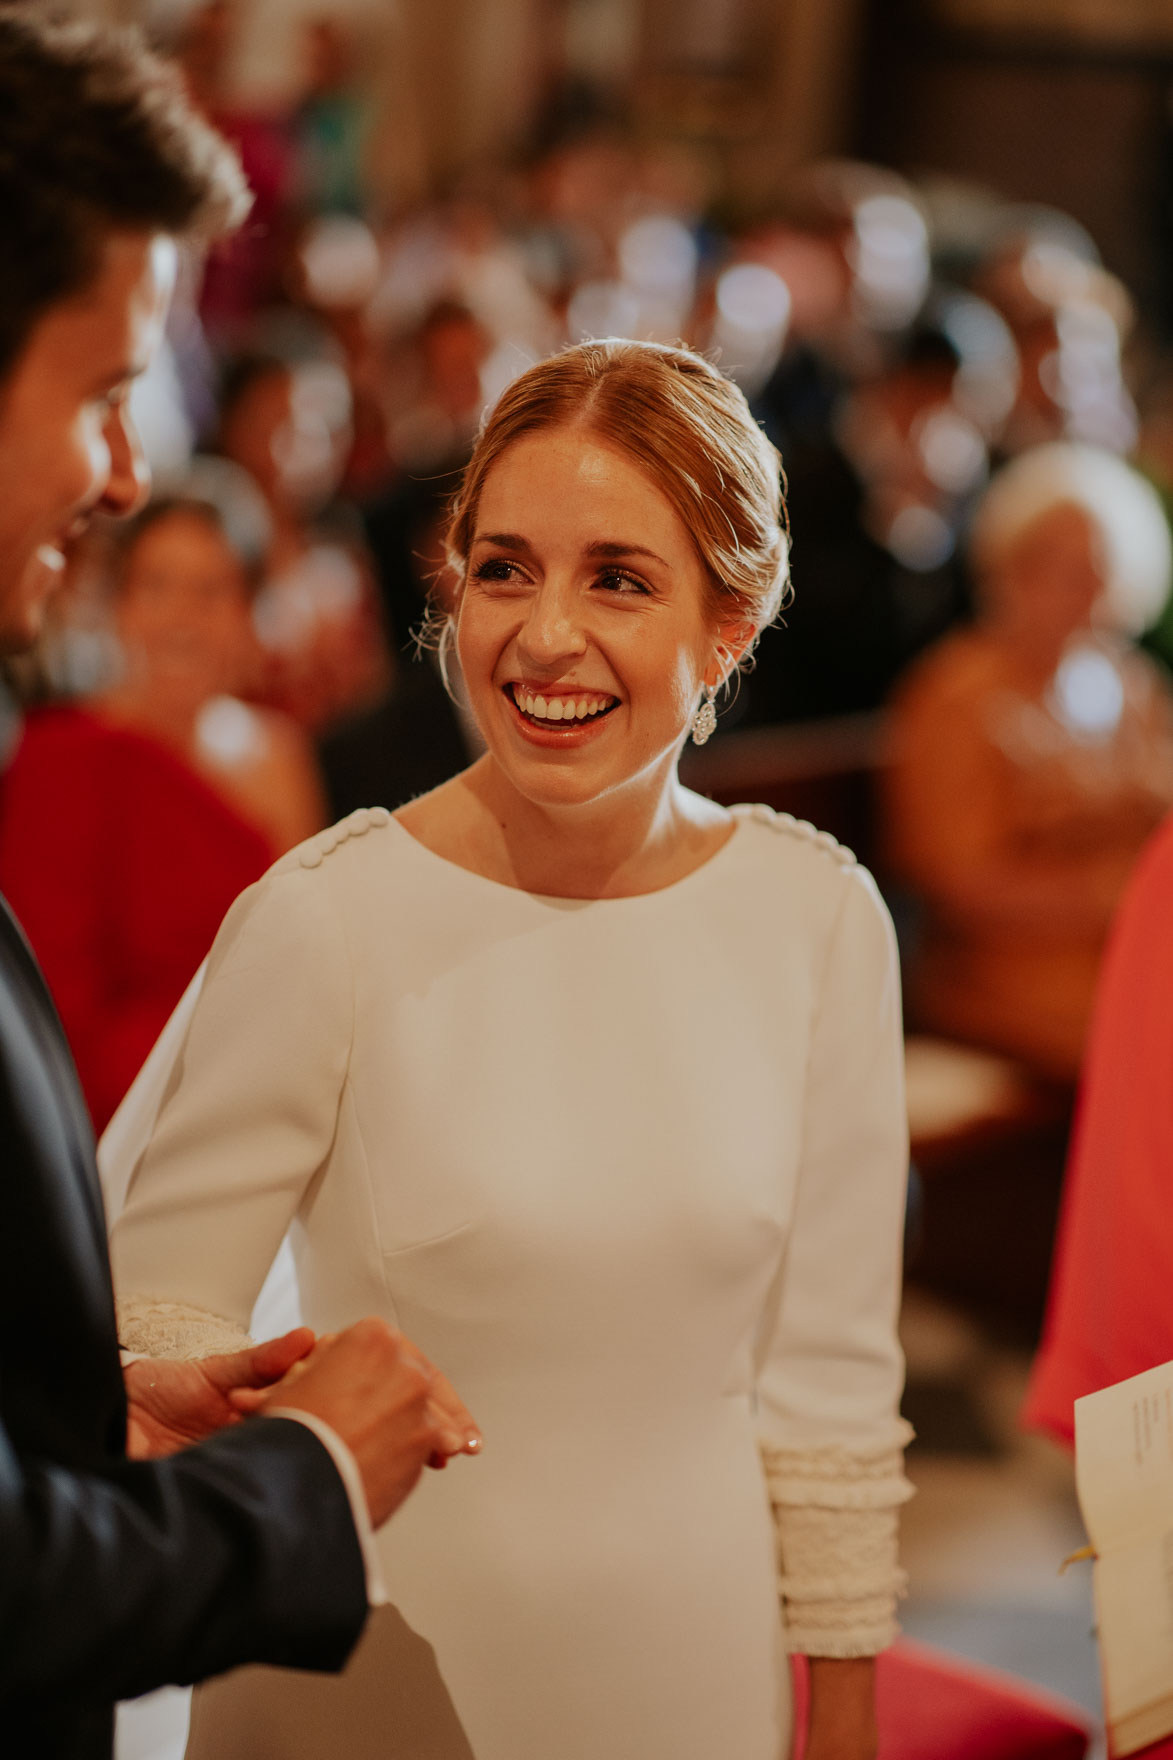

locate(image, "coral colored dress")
[[0, 706, 273, 1132], [1026, 811, 1173, 1444]]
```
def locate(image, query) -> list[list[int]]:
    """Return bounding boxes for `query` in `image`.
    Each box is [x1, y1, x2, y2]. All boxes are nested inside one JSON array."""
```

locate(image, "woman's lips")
[[510, 684, 617, 723], [504, 682, 620, 742]]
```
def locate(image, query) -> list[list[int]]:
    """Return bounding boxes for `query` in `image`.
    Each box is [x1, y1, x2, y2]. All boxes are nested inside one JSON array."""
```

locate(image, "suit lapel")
[[0, 895, 108, 1256]]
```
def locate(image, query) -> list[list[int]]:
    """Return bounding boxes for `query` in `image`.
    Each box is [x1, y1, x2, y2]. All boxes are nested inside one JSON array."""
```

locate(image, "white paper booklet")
[[1075, 1359, 1173, 1756]]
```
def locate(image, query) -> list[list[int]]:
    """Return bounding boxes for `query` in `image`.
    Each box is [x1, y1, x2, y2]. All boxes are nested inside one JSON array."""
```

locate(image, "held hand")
[[124, 1327, 317, 1459], [248, 1317, 482, 1527]]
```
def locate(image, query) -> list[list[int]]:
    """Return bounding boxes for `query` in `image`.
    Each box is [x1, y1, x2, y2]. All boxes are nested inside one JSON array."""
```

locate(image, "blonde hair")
[[444, 339, 790, 659], [972, 442, 1172, 636]]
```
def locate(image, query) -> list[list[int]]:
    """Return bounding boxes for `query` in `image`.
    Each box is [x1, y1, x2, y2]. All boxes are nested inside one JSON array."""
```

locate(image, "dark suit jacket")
[[0, 899, 368, 1759]]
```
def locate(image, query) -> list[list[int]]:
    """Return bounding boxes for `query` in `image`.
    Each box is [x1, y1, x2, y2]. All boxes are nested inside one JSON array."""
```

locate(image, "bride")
[[107, 338, 911, 1760]]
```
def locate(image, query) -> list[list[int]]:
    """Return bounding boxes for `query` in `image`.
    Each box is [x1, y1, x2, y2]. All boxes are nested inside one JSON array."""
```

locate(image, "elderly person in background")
[[885, 441, 1173, 1080]]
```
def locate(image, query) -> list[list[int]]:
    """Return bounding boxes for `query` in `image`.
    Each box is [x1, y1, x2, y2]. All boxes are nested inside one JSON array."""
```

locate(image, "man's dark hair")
[[0, 5, 250, 379]]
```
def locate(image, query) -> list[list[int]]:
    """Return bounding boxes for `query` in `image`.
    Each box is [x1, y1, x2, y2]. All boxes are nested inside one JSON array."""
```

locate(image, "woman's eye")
[[596, 569, 649, 596], [473, 558, 525, 584]]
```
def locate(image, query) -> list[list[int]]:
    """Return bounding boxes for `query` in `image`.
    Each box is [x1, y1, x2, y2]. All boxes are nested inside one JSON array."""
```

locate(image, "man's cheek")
[[0, 548, 64, 652]]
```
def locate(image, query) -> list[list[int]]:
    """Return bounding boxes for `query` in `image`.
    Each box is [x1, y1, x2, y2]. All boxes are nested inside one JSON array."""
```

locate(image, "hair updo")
[[444, 339, 790, 657]]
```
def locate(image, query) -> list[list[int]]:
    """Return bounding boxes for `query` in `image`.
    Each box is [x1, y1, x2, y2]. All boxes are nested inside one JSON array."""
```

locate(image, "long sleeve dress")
[[106, 803, 912, 1760]]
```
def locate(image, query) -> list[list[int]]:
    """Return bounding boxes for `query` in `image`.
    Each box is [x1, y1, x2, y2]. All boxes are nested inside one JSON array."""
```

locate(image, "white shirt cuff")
[[264, 1409, 388, 1607]]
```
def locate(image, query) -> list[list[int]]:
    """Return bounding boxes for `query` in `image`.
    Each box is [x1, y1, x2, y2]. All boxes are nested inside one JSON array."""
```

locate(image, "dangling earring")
[[691, 685, 718, 747]]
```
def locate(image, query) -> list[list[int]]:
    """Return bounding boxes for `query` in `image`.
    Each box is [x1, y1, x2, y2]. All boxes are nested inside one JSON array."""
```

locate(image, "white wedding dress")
[[105, 805, 912, 1760]]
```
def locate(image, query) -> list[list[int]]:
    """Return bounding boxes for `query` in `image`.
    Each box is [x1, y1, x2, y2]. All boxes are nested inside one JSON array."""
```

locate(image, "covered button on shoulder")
[[744, 802, 858, 867], [295, 805, 395, 870]]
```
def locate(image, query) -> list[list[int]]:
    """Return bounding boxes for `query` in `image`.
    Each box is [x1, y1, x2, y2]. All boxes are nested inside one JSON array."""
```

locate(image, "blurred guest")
[[1023, 802, 1173, 1760], [885, 443, 1173, 1079], [385, 299, 493, 472], [0, 484, 324, 1130], [1132, 366, 1173, 674], [100, 485, 325, 849], [218, 350, 391, 730], [291, 214, 393, 497], [977, 228, 1137, 457], [323, 468, 477, 816], [171, 0, 298, 346], [1025, 806, 1173, 1443], [293, 15, 373, 219], [742, 291, 1014, 724], [748, 162, 932, 391]]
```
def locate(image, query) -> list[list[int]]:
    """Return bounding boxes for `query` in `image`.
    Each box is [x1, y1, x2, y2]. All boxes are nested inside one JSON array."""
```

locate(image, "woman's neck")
[[407, 754, 731, 900]]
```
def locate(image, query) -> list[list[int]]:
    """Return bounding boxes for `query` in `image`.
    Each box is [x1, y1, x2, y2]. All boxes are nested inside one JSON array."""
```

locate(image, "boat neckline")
[[387, 807, 752, 905]]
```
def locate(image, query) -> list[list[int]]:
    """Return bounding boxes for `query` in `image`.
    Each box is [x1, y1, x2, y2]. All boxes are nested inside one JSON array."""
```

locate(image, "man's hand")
[[124, 1327, 316, 1459], [246, 1318, 482, 1528]]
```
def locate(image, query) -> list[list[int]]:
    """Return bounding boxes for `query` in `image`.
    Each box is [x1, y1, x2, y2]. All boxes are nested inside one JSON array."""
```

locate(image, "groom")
[[0, 12, 478, 1758]]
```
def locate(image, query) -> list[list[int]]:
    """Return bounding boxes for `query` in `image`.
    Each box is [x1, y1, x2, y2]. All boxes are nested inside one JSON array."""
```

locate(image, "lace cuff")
[[116, 1295, 253, 1360], [762, 1428, 914, 1658]]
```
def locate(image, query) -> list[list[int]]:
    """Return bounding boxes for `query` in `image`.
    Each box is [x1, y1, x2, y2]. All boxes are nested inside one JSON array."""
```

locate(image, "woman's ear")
[[704, 619, 757, 691]]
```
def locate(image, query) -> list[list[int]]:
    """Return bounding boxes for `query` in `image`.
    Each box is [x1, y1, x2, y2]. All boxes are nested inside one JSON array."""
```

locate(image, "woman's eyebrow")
[[471, 531, 669, 569], [473, 530, 535, 554], [584, 540, 668, 567]]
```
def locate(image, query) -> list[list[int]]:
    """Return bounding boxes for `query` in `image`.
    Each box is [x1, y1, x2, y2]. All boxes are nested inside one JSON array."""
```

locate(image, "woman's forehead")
[[477, 428, 689, 549]]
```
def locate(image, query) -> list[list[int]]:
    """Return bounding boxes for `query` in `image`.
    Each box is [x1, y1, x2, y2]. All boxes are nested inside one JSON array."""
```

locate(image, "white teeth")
[[513, 687, 616, 721]]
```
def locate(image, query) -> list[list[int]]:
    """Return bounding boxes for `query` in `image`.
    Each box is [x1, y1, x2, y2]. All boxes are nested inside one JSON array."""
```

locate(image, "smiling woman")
[[107, 339, 913, 1760], [401, 338, 791, 896]]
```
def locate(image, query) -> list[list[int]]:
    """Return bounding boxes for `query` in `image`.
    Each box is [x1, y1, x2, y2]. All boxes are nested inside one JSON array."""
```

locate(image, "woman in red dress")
[[0, 488, 325, 1130]]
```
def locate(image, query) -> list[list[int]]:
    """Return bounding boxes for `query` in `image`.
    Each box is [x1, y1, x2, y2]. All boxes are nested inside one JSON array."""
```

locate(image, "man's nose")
[[99, 403, 151, 520]]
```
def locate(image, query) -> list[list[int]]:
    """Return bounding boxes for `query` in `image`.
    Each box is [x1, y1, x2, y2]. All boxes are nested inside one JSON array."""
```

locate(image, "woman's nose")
[[516, 580, 587, 666], [99, 404, 151, 521]]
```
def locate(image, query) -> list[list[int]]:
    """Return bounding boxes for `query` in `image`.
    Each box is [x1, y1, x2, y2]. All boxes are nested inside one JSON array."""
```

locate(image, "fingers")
[[425, 1373, 483, 1457], [370, 1332, 481, 1458], [229, 1316, 482, 1515], [227, 1331, 339, 1410], [226, 1386, 268, 1414], [205, 1327, 317, 1393]]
